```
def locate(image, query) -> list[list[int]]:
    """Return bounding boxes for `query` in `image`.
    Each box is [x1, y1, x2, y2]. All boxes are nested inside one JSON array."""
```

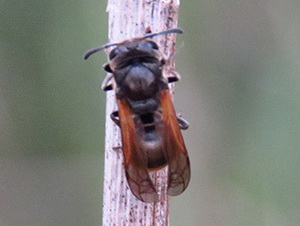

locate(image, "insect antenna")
[[143, 28, 183, 39], [84, 42, 119, 60], [83, 28, 183, 60]]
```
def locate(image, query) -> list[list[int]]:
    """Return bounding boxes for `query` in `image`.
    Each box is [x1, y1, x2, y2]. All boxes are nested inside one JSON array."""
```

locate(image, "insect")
[[84, 28, 190, 202]]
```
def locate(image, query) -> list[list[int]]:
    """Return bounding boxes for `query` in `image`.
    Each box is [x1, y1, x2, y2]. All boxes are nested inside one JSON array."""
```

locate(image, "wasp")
[[84, 28, 190, 202]]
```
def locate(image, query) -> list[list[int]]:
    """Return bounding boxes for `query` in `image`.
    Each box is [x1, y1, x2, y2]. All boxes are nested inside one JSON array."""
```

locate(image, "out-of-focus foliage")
[[0, 1, 107, 225], [1, 1, 300, 225]]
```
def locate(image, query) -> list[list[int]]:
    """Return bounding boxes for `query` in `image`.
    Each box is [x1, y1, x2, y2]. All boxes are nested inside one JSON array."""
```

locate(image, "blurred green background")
[[1, 1, 300, 225]]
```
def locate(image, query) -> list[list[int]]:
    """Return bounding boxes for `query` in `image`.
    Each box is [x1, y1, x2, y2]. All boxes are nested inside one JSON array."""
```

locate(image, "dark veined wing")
[[160, 89, 191, 196], [117, 98, 159, 202]]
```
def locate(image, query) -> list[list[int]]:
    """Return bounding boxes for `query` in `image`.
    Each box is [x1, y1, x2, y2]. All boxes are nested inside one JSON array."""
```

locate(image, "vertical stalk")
[[103, 0, 180, 225]]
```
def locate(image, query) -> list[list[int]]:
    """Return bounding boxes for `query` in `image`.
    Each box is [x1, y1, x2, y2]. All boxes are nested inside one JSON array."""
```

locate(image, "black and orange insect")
[[84, 28, 190, 202]]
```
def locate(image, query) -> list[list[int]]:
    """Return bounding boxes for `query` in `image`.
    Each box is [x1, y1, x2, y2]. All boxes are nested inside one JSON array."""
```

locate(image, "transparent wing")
[[117, 99, 158, 202], [160, 90, 191, 196]]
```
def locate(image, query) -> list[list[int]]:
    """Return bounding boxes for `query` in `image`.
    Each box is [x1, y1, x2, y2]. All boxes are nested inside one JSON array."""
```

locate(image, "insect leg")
[[101, 74, 113, 91], [167, 70, 181, 83], [177, 115, 189, 130], [110, 111, 120, 127]]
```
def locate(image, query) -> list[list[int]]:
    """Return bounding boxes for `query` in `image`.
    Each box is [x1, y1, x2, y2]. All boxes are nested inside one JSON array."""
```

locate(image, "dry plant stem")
[[103, 0, 180, 225]]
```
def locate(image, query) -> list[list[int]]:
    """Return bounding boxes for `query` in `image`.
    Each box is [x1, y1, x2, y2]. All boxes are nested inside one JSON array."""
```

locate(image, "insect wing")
[[117, 99, 159, 202], [160, 90, 191, 196]]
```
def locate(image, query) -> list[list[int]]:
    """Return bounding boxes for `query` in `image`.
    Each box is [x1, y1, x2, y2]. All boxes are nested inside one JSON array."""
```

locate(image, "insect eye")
[[109, 48, 120, 60], [145, 41, 159, 50]]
